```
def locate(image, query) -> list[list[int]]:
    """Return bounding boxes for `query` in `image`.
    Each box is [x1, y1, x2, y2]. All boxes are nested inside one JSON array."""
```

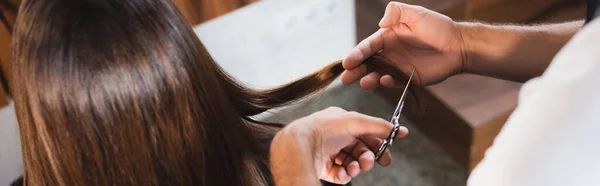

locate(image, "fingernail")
[[399, 126, 409, 136]]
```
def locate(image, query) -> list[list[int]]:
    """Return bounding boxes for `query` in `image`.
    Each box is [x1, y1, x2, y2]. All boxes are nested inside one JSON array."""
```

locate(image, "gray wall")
[[0, 103, 22, 185]]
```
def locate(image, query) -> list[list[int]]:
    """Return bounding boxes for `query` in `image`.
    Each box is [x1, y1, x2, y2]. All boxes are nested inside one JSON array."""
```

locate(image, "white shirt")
[[468, 19, 600, 185]]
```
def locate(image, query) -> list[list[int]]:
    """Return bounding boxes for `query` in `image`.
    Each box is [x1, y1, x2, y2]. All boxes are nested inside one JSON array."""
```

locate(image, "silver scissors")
[[374, 68, 415, 161]]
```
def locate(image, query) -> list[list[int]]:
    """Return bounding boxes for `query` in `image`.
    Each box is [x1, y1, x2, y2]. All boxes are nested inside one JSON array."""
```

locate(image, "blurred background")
[[0, 0, 586, 185]]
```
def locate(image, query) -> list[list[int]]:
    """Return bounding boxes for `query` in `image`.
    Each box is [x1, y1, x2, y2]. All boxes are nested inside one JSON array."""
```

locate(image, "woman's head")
[[13, 0, 268, 185], [12, 0, 413, 185]]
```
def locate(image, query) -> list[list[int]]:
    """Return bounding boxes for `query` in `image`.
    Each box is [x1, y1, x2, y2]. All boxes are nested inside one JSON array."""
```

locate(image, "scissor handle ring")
[[375, 124, 401, 161], [375, 139, 389, 161], [387, 124, 400, 145]]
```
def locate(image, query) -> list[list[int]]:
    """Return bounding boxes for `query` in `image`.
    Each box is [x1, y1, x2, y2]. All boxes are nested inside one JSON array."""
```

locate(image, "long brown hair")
[[11, 0, 411, 185]]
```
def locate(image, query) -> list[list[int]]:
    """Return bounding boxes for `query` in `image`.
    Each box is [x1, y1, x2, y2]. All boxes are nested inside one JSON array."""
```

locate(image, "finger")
[[378, 149, 393, 167], [342, 29, 385, 70], [340, 65, 369, 85], [374, 127, 409, 166], [359, 151, 376, 171], [332, 166, 352, 184], [342, 112, 395, 139], [360, 136, 393, 166], [380, 75, 402, 88], [396, 126, 409, 139], [342, 154, 356, 167], [346, 161, 361, 178], [350, 141, 375, 171], [377, 51, 421, 85], [359, 72, 382, 90], [379, 2, 401, 28], [336, 146, 355, 165], [340, 156, 360, 178], [334, 152, 350, 165], [379, 2, 425, 28], [361, 136, 383, 152]]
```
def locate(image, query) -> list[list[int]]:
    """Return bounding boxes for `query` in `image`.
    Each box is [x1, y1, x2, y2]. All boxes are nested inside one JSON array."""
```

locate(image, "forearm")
[[270, 127, 321, 186], [459, 20, 583, 82]]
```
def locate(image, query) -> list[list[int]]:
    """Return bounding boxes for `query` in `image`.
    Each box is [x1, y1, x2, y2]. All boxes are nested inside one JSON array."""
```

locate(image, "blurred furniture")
[[357, 0, 584, 172], [174, 0, 257, 25], [468, 0, 574, 22], [0, 0, 18, 107]]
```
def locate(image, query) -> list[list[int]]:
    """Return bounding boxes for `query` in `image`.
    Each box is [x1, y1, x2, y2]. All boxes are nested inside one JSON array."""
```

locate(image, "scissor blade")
[[400, 69, 415, 103], [391, 69, 415, 120]]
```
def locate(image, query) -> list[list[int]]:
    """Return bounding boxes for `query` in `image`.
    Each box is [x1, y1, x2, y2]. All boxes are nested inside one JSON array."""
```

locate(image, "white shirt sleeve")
[[467, 19, 600, 186]]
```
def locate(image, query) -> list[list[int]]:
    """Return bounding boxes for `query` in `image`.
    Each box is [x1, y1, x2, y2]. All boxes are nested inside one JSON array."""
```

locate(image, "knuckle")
[[388, 1, 402, 7], [367, 40, 377, 51], [347, 111, 360, 117], [375, 117, 388, 124], [323, 106, 347, 115], [377, 118, 392, 128], [344, 111, 364, 122], [326, 106, 344, 112], [408, 4, 427, 12]]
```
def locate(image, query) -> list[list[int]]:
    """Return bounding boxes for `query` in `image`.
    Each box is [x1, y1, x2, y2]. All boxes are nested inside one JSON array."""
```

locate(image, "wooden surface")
[[467, 0, 570, 22], [529, 0, 587, 22], [469, 109, 512, 170], [0, 0, 17, 107], [0, 86, 6, 107], [427, 74, 520, 128], [174, 0, 257, 25], [0, 21, 9, 107]]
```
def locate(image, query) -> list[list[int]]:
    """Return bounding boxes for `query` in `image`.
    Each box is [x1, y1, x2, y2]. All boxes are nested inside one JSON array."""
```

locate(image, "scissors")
[[374, 68, 415, 161]]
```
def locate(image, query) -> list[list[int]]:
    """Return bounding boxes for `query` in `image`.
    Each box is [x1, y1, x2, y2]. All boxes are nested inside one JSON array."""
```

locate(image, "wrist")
[[456, 21, 482, 74], [270, 124, 321, 185]]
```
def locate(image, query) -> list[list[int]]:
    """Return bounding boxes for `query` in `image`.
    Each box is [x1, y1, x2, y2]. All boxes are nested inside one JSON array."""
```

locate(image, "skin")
[[340, 2, 583, 88], [270, 107, 408, 185], [270, 2, 584, 185]]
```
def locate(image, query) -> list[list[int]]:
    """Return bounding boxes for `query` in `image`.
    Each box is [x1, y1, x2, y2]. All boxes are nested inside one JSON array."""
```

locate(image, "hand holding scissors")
[[375, 68, 415, 161]]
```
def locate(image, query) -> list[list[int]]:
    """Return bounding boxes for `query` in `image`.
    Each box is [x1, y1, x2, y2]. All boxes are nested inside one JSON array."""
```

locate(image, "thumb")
[[378, 2, 420, 28], [343, 112, 409, 139]]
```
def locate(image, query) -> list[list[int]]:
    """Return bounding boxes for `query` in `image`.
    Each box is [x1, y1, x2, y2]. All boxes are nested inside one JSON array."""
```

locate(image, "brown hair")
[[11, 0, 412, 185]]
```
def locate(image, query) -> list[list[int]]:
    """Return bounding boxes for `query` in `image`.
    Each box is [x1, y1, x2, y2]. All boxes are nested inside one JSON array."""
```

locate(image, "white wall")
[[0, 103, 22, 185], [194, 0, 355, 89]]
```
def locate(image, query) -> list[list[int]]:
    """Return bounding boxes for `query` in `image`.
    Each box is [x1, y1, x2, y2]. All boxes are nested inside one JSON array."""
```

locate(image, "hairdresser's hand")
[[341, 2, 465, 88], [270, 107, 409, 185]]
